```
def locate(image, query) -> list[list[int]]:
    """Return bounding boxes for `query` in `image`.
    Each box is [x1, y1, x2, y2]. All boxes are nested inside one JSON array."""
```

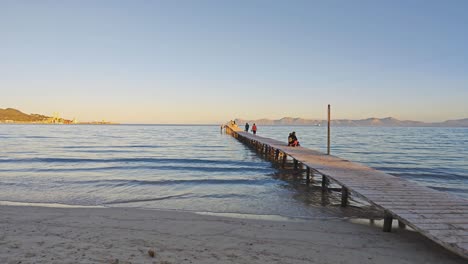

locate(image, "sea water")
[[0, 125, 466, 218]]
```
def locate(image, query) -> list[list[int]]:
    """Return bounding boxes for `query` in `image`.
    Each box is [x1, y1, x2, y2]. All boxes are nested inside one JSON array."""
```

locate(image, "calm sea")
[[0, 125, 466, 218]]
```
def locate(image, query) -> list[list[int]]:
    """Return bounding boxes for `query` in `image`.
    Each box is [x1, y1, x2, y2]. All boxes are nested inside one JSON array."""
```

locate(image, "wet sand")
[[0, 205, 465, 264]]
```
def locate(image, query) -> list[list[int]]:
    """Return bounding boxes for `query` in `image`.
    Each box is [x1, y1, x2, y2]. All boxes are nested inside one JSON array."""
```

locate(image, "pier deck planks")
[[225, 124, 468, 259]]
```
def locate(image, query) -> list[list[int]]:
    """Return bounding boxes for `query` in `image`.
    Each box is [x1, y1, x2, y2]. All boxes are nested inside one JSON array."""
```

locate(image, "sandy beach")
[[0, 205, 465, 264]]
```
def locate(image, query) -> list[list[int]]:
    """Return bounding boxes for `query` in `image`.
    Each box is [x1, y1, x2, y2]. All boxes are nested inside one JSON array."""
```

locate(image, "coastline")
[[1, 205, 465, 264]]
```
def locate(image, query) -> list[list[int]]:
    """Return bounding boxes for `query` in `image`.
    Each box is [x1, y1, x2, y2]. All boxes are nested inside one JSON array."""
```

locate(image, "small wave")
[[430, 186, 468, 194], [104, 194, 192, 205], [196, 193, 253, 199], [0, 182, 31, 187], [60, 145, 161, 149], [69, 149, 147, 153], [0, 165, 273, 174], [25, 136, 56, 139], [0, 157, 263, 168], [192, 145, 225, 148], [392, 172, 467, 181], [59, 178, 275, 187], [104, 193, 253, 205]]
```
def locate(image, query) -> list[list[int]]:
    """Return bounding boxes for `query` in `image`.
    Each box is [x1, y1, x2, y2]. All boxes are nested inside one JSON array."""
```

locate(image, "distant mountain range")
[[2, 108, 466, 126], [235, 117, 468, 127]]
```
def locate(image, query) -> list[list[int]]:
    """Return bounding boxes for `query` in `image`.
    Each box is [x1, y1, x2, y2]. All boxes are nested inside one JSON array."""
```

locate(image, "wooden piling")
[[341, 187, 349, 207], [383, 213, 393, 232], [321, 175, 329, 191]]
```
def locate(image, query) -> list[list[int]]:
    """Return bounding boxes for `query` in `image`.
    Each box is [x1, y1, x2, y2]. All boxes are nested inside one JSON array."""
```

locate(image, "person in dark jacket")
[[245, 123, 250, 132], [288, 131, 300, 147]]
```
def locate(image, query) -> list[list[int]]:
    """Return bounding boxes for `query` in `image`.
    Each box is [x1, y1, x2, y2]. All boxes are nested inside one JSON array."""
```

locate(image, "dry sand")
[[0, 205, 465, 264]]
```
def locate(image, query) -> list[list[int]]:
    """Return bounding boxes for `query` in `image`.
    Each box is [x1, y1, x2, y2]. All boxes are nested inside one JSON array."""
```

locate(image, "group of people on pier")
[[243, 122, 299, 147], [244, 122, 257, 135]]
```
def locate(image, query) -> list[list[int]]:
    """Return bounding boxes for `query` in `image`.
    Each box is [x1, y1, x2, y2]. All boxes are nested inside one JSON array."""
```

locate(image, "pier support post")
[[306, 167, 310, 184], [293, 159, 298, 170], [383, 213, 393, 232], [341, 187, 349, 207], [275, 149, 279, 161], [321, 175, 329, 191], [282, 154, 287, 168]]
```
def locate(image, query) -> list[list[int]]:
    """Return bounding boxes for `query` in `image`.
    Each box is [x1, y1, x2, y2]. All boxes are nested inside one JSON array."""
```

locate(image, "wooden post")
[[341, 187, 349, 207], [306, 167, 310, 185], [383, 213, 393, 232], [293, 159, 298, 170], [327, 104, 331, 155], [282, 154, 287, 168], [321, 175, 329, 191], [275, 149, 279, 161]]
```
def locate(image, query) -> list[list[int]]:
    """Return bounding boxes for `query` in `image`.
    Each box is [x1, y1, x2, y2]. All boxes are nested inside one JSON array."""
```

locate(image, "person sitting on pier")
[[288, 131, 300, 147]]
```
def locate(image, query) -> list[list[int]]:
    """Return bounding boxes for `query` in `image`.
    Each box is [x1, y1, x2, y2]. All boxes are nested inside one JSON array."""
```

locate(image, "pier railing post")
[[321, 175, 329, 191], [341, 187, 349, 207]]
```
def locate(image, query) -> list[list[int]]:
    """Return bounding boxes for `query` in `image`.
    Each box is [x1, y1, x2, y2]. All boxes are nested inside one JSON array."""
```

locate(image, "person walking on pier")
[[251, 123, 257, 135], [245, 123, 250, 132]]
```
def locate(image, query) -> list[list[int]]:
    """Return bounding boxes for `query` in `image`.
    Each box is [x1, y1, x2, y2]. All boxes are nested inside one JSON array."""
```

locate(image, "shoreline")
[[0, 200, 365, 222], [1, 205, 465, 264]]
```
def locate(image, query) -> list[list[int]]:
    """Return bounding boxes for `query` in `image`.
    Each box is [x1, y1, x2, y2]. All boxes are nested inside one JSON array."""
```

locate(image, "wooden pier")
[[225, 123, 468, 259]]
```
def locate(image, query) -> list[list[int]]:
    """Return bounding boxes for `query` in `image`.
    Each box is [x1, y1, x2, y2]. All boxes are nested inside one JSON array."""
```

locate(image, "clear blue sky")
[[1, 0, 467, 123]]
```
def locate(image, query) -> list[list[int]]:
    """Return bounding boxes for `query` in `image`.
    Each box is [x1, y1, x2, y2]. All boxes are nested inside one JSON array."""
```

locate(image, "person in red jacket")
[[288, 131, 300, 147], [251, 123, 257, 135]]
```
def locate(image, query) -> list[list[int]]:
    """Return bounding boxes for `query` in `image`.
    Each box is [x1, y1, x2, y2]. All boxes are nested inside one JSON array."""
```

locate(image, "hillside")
[[0, 108, 50, 122]]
